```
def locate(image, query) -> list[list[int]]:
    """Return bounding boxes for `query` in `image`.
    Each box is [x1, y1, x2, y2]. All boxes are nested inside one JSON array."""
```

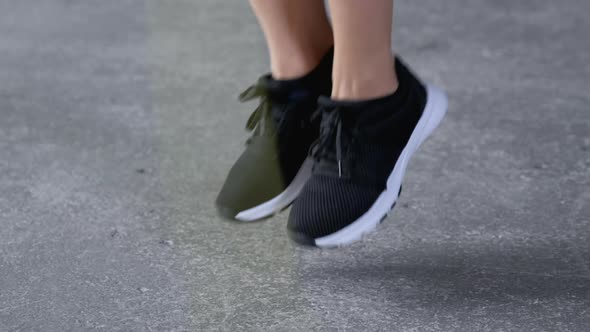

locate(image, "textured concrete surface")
[[1, 0, 589, 331]]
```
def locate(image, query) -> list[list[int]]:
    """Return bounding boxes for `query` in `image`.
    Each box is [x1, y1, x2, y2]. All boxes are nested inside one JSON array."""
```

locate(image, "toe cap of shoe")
[[287, 175, 382, 241], [216, 141, 287, 220]]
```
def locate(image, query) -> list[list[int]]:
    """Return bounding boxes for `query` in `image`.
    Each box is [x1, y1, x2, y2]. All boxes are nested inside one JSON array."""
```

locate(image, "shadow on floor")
[[303, 241, 590, 306]]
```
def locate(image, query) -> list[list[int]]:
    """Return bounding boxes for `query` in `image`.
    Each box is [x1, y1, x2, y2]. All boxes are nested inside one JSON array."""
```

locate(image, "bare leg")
[[328, 0, 398, 100], [249, 0, 334, 80]]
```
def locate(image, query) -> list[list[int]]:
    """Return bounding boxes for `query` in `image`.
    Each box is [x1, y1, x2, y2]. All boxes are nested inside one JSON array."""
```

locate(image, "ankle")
[[331, 53, 398, 101], [331, 76, 399, 101], [271, 56, 321, 80], [270, 43, 333, 80]]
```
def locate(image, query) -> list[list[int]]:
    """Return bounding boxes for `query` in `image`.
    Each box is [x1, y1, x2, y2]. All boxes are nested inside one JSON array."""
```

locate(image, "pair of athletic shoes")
[[216, 51, 448, 248]]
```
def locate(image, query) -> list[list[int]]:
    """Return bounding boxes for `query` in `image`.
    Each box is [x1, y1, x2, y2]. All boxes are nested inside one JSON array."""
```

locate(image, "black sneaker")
[[216, 49, 333, 221], [288, 58, 448, 247]]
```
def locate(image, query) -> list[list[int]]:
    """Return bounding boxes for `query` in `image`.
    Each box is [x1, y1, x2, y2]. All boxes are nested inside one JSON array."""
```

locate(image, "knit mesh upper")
[[288, 58, 427, 239]]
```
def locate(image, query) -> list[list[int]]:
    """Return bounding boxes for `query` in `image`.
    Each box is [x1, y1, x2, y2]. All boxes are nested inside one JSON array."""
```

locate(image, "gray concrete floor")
[[1, 0, 589, 331]]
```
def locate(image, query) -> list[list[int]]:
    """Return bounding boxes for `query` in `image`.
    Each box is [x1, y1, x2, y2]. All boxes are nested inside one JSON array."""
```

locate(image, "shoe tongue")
[[317, 95, 377, 124], [317, 79, 410, 126]]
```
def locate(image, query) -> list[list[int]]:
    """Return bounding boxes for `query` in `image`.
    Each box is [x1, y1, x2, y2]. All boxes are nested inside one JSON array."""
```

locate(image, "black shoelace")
[[310, 107, 346, 177]]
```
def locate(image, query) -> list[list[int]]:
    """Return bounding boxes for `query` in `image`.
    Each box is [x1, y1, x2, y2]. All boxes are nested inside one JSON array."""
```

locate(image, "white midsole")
[[235, 158, 313, 221], [315, 84, 448, 247]]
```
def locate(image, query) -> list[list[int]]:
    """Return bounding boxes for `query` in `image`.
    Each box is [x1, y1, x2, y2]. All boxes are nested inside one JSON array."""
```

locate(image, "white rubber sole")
[[314, 84, 448, 248], [234, 158, 313, 221]]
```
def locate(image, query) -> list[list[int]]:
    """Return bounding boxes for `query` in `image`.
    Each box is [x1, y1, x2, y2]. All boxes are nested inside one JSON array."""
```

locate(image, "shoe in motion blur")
[[216, 50, 333, 221]]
